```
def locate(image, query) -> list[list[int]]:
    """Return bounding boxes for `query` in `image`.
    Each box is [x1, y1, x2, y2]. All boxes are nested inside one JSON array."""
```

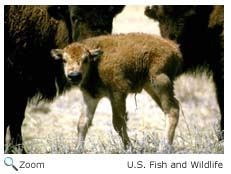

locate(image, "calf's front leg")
[[76, 92, 99, 153]]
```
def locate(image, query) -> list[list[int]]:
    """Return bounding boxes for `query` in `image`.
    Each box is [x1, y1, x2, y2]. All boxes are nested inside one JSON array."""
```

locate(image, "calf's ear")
[[51, 49, 64, 60], [89, 48, 103, 62]]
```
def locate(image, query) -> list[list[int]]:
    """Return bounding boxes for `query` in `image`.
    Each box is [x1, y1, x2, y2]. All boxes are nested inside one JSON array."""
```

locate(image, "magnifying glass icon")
[[4, 157, 18, 171]]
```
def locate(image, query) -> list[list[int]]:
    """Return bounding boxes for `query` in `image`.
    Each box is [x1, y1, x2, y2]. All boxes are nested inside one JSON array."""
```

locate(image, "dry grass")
[[7, 71, 222, 154], [5, 6, 223, 154]]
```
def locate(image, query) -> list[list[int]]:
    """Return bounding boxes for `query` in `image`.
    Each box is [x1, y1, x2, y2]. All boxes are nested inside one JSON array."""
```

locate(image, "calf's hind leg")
[[110, 92, 132, 151], [145, 73, 179, 152]]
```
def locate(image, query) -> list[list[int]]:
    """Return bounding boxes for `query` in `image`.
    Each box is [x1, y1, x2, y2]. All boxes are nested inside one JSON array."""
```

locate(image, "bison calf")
[[51, 33, 183, 153]]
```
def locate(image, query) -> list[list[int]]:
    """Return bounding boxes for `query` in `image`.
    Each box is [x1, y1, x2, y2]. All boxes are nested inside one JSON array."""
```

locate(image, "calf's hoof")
[[157, 141, 173, 154]]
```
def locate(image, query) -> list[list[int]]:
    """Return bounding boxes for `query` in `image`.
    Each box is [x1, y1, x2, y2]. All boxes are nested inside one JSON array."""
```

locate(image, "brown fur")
[[51, 33, 183, 153], [81, 34, 182, 92]]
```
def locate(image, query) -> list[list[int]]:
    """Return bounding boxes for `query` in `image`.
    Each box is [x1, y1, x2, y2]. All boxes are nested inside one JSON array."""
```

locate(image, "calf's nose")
[[67, 72, 82, 82]]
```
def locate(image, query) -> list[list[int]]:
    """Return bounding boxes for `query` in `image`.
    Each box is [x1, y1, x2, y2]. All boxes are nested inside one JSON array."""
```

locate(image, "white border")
[[1, 0, 229, 173]]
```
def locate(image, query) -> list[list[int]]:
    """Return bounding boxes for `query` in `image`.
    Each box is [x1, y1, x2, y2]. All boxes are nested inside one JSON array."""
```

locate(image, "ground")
[[8, 6, 223, 154]]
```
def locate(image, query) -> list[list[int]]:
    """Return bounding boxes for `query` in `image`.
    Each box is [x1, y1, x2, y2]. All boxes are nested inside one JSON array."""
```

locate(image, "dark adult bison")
[[4, 5, 124, 153], [145, 5, 224, 139], [48, 5, 124, 41]]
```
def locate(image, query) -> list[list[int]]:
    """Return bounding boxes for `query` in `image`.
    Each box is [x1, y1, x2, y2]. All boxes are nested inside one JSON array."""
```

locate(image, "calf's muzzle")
[[67, 71, 82, 83]]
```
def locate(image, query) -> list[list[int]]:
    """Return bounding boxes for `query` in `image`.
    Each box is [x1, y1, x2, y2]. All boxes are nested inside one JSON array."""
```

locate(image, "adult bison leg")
[[4, 116, 9, 150], [77, 92, 99, 153], [110, 92, 132, 151], [145, 73, 179, 153], [213, 67, 224, 140], [5, 91, 27, 153]]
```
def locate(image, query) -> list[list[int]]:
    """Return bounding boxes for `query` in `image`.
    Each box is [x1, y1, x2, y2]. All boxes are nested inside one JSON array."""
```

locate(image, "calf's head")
[[51, 44, 103, 85]]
